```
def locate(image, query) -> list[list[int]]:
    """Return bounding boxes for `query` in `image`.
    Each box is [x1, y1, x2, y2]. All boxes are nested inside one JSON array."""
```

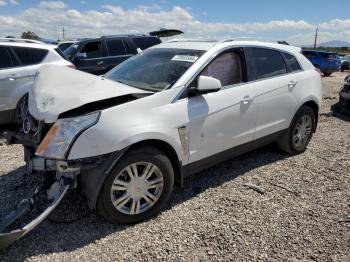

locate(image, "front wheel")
[[97, 147, 174, 224], [278, 106, 315, 154], [323, 72, 332, 76]]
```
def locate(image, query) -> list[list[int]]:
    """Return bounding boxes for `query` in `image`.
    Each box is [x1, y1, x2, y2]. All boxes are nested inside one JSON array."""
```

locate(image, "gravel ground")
[[0, 72, 349, 261]]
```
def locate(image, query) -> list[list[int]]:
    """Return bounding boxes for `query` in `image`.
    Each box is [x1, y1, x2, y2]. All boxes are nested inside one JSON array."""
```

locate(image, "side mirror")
[[195, 75, 221, 94]]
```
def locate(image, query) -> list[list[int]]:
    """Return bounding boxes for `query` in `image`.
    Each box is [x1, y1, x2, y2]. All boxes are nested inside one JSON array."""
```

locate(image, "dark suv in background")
[[63, 29, 183, 75]]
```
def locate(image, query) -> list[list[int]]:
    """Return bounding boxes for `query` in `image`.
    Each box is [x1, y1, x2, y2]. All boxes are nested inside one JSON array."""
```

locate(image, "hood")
[[29, 65, 149, 123]]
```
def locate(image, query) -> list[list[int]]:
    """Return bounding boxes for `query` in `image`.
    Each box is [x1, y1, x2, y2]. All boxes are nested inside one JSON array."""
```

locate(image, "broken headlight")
[[35, 112, 100, 160]]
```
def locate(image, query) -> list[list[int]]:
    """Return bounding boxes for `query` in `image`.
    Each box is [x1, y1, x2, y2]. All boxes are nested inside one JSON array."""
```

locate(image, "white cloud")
[[39, 1, 67, 10], [9, 0, 18, 5], [80, 0, 86, 4], [0, 4, 348, 45], [0, 0, 7, 6]]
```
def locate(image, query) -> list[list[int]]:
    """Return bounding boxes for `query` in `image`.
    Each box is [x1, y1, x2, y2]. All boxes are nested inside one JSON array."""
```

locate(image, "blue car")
[[302, 50, 341, 76]]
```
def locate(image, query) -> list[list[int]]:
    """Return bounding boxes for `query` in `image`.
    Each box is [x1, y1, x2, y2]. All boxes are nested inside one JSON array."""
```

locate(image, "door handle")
[[241, 95, 254, 104], [97, 61, 104, 65], [288, 80, 297, 89]]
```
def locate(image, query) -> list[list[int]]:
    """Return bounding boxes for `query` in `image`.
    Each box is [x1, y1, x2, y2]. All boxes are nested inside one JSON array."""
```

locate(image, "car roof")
[[0, 39, 57, 49], [152, 39, 301, 53], [303, 50, 336, 54]]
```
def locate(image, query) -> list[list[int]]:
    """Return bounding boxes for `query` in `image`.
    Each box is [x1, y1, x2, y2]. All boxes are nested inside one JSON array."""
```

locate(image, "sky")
[[0, 0, 350, 46]]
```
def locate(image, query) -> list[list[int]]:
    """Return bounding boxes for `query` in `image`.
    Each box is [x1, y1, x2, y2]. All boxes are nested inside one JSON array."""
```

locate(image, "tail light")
[[66, 64, 76, 69]]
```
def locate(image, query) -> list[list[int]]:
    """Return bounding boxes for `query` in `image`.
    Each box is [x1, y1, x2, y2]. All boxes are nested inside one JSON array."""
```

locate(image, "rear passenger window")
[[281, 52, 302, 73], [303, 51, 317, 58], [106, 40, 126, 56], [12, 47, 48, 66], [133, 37, 161, 50], [251, 48, 287, 79], [0, 47, 15, 69]]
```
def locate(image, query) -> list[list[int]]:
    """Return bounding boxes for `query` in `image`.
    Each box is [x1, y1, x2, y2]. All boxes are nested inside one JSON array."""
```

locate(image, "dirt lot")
[[0, 72, 349, 261]]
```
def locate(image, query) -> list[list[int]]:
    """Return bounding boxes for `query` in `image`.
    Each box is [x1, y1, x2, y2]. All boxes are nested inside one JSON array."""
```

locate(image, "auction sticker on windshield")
[[171, 55, 199, 63]]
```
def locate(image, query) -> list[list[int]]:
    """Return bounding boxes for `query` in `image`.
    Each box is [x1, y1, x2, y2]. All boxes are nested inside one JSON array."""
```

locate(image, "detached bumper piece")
[[0, 180, 70, 249]]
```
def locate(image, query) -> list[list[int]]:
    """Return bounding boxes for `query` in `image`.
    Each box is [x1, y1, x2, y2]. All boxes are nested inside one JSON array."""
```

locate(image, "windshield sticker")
[[171, 55, 198, 63]]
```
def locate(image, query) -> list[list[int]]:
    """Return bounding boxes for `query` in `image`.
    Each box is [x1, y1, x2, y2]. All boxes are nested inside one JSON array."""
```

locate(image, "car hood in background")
[[29, 65, 150, 123]]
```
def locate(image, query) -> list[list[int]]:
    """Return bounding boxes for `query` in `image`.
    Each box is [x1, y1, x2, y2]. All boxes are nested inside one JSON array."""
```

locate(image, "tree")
[[21, 31, 40, 40]]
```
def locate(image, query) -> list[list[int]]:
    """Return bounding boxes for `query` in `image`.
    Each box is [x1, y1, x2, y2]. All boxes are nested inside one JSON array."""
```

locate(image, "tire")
[[97, 147, 174, 224], [323, 72, 332, 76], [278, 106, 315, 154], [14, 94, 28, 124]]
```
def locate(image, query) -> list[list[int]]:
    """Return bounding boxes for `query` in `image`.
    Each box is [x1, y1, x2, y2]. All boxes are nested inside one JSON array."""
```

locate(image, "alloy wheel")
[[110, 162, 164, 215]]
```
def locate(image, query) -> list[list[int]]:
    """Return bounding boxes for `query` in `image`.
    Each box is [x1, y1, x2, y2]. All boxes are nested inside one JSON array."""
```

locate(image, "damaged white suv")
[[1, 40, 321, 247]]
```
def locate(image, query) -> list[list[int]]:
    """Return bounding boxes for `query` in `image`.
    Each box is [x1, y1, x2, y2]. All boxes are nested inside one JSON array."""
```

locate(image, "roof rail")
[[215, 37, 290, 45], [101, 34, 147, 38], [0, 38, 44, 44], [164, 38, 216, 43]]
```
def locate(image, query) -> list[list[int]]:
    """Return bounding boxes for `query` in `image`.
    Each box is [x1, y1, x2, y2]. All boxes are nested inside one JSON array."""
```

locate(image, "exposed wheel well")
[[301, 100, 319, 132], [127, 140, 182, 186]]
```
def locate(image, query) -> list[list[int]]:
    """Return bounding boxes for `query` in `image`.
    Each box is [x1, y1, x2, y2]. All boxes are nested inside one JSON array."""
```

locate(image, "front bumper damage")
[[0, 178, 71, 249], [0, 155, 82, 249]]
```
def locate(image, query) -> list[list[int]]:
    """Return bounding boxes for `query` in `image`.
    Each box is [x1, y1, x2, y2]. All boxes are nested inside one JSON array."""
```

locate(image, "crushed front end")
[[0, 99, 102, 249]]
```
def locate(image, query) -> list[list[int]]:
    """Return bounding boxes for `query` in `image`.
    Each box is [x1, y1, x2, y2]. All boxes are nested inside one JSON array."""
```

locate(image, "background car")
[[0, 38, 74, 124], [341, 55, 350, 72], [63, 29, 183, 75], [302, 50, 341, 76]]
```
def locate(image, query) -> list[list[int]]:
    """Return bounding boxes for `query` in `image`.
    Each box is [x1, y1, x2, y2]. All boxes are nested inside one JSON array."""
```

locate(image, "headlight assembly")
[[36, 112, 100, 160]]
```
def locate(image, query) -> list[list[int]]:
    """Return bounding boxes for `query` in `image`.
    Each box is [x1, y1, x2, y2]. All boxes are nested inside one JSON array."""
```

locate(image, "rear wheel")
[[97, 147, 174, 224], [278, 106, 315, 154]]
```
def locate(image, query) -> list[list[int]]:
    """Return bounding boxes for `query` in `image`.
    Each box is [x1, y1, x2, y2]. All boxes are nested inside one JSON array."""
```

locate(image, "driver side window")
[[200, 51, 243, 87]]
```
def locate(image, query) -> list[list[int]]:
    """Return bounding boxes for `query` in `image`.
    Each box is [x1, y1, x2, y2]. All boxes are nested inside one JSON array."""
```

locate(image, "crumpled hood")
[[29, 64, 149, 123]]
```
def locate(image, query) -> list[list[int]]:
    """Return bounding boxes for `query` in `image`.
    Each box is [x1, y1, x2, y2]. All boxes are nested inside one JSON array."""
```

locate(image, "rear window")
[[319, 53, 337, 58], [132, 37, 161, 50], [281, 52, 302, 73], [0, 47, 16, 69], [106, 39, 126, 56], [303, 51, 317, 58], [12, 47, 48, 66], [250, 48, 287, 79]]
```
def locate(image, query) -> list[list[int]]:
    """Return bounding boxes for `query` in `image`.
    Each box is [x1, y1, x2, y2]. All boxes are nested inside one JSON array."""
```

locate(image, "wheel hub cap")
[[293, 115, 312, 148], [110, 162, 164, 215]]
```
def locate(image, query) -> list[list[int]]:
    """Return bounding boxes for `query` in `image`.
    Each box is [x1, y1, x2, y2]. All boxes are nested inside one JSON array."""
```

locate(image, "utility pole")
[[62, 26, 65, 40], [313, 26, 318, 49]]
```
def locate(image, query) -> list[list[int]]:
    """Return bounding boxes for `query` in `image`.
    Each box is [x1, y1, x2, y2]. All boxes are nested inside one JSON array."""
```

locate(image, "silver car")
[[0, 38, 73, 124]]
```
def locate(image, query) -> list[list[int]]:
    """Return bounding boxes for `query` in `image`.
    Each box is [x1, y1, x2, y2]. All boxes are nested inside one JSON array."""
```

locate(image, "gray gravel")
[[0, 72, 350, 261]]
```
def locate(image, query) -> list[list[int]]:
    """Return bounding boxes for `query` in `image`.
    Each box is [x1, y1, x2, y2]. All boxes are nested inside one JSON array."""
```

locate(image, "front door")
[[187, 49, 258, 163]]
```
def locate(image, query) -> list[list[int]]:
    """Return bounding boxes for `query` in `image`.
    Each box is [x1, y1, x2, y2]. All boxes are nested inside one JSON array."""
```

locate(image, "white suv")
[[0, 38, 74, 124], [2, 40, 321, 247]]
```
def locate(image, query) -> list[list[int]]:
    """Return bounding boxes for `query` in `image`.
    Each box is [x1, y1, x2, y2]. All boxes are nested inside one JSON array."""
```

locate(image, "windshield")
[[104, 48, 205, 92], [63, 43, 79, 60]]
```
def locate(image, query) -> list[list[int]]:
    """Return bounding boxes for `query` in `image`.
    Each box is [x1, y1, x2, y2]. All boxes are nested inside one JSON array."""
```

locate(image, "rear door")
[[0, 46, 20, 112], [73, 40, 107, 75], [104, 39, 134, 72], [245, 47, 301, 139], [0, 46, 45, 111]]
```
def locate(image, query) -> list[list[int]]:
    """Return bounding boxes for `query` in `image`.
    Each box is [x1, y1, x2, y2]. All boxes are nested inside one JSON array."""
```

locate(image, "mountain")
[[318, 40, 350, 47]]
